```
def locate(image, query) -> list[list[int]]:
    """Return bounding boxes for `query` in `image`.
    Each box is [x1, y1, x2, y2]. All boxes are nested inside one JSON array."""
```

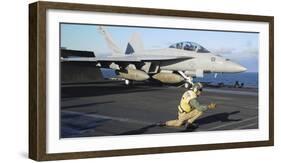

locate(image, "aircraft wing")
[[61, 55, 192, 73], [61, 55, 192, 62]]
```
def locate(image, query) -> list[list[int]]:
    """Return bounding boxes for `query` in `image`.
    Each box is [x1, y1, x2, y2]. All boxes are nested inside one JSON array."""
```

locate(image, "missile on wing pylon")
[[117, 69, 150, 81], [152, 72, 184, 84]]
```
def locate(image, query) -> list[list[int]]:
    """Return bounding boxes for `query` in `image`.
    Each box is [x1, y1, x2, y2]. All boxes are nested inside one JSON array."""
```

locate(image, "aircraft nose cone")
[[240, 65, 247, 72], [225, 61, 247, 73], [235, 64, 247, 72]]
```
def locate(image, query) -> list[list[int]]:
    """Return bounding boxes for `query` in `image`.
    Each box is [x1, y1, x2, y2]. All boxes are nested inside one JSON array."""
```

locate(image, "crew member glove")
[[208, 103, 217, 109]]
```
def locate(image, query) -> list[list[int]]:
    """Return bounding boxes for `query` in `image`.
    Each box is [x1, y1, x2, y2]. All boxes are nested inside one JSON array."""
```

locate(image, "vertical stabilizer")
[[98, 26, 122, 55], [125, 33, 144, 55]]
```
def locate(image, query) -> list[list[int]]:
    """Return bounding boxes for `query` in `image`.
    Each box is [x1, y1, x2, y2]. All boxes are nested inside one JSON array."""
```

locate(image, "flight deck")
[[60, 80, 258, 138]]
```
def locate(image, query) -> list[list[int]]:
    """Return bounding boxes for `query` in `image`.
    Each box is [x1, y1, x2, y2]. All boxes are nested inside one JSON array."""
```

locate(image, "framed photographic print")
[[29, 1, 274, 161]]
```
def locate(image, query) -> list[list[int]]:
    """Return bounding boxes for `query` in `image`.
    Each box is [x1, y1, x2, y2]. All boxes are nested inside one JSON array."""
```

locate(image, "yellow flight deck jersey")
[[178, 90, 197, 113], [178, 90, 208, 113]]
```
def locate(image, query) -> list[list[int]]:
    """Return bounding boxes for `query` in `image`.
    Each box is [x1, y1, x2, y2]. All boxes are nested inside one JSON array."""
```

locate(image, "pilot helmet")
[[192, 82, 203, 93]]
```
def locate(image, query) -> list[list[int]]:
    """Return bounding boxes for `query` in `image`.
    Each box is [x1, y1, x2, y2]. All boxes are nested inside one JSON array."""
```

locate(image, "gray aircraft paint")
[[61, 26, 247, 84]]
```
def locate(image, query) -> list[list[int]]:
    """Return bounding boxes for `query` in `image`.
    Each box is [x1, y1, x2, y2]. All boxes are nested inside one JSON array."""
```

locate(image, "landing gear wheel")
[[184, 82, 193, 89], [125, 79, 132, 86]]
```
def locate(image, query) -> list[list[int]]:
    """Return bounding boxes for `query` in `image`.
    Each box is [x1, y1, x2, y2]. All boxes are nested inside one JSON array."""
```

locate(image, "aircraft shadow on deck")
[[180, 111, 242, 132], [61, 101, 115, 110], [117, 124, 158, 135], [61, 84, 162, 98], [60, 111, 110, 138], [117, 111, 242, 135], [197, 111, 242, 124]]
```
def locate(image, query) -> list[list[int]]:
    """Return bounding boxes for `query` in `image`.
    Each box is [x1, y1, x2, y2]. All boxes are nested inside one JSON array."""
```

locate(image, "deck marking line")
[[206, 116, 258, 131]]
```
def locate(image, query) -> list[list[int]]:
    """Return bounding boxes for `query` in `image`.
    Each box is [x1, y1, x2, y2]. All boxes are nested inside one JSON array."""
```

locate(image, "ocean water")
[[101, 69, 258, 88], [194, 72, 258, 88]]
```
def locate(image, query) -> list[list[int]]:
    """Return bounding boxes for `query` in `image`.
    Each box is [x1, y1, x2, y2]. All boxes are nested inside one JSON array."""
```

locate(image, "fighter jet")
[[61, 26, 247, 88]]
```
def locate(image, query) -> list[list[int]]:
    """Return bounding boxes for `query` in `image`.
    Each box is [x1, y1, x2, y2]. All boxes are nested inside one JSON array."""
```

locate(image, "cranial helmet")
[[192, 82, 203, 93]]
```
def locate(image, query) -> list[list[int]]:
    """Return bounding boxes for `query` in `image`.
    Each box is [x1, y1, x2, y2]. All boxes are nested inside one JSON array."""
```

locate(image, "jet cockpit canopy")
[[169, 41, 210, 53]]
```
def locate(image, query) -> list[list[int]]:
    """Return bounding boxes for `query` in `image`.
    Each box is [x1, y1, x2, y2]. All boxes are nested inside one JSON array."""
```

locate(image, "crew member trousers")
[[165, 109, 203, 127]]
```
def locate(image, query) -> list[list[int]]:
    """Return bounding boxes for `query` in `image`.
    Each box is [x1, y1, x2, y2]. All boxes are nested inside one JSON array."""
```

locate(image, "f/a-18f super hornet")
[[61, 26, 247, 87]]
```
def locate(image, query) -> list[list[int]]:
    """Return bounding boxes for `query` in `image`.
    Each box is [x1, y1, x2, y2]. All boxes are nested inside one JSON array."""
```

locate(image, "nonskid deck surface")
[[60, 81, 258, 138]]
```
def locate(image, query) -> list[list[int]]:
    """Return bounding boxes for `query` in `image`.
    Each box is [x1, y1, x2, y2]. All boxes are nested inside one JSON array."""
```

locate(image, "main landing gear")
[[124, 79, 133, 86], [178, 71, 194, 89]]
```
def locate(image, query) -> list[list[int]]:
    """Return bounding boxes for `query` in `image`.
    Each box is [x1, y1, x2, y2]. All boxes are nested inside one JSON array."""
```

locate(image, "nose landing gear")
[[178, 71, 194, 89]]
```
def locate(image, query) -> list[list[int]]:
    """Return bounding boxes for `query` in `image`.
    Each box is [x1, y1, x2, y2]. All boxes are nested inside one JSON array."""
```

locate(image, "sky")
[[60, 23, 259, 72]]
